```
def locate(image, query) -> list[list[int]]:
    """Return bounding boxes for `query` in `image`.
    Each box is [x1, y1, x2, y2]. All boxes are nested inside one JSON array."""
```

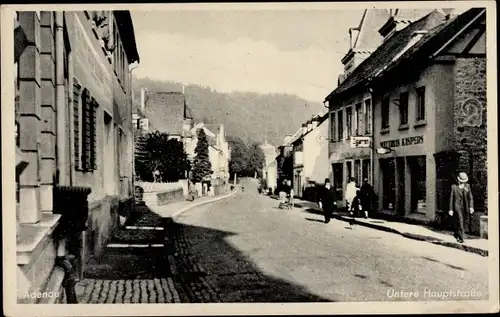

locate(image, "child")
[[350, 189, 364, 218]]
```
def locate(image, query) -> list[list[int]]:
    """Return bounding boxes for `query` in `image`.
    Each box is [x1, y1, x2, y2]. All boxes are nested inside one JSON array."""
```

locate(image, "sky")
[[130, 9, 365, 102]]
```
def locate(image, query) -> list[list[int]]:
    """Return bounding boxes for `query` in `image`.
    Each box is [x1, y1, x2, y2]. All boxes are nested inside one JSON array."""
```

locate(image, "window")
[[346, 107, 352, 138], [330, 112, 336, 141], [355, 103, 362, 136], [354, 159, 361, 185], [74, 86, 97, 172], [362, 159, 371, 183], [399, 91, 409, 125], [381, 97, 390, 129], [364, 98, 372, 134], [337, 110, 343, 140], [416, 86, 426, 121]]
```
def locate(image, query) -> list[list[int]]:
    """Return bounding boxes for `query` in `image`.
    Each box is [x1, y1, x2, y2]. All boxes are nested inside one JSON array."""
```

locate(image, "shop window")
[[416, 86, 426, 121], [330, 112, 336, 141], [337, 110, 343, 140], [408, 156, 427, 212], [346, 106, 353, 138], [399, 91, 409, 125], [355, 103, 362, 136], [346, 161, 352, 182], [364, 98, 372, 134], [354, 159, 361, 186], [362, 159, 371, 183], [381, 97, 390, 129]]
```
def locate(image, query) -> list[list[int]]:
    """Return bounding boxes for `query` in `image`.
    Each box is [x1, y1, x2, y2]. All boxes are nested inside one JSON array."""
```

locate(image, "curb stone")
[[303, 205, 488, 257], [171, 189, 239, 219]]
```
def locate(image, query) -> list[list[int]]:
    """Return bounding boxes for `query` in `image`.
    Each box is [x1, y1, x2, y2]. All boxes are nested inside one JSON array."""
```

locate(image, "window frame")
[[355, 102, 362, 136], [416, 86, 426, 122], [381, 97, 390, 130], [346, 106, 353, 138], [399, 91, 409, 126], [337, 109, 344, 140], [364, 98, 372, 134], [330, 111, 336, 142]]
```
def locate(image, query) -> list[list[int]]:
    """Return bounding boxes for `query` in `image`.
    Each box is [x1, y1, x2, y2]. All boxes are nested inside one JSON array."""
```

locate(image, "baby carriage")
[[278, 190, 294, 209]]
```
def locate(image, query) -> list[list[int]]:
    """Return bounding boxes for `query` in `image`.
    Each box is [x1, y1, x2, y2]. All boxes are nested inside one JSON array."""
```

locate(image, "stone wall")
[[84, 196, 120, 262], [157, 188, 185, 206], [453, 57, 487, 215]]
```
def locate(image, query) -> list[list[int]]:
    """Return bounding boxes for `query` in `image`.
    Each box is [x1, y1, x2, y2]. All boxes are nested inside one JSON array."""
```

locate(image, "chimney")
[[311, 118, 319, 129], [307, 120, 312, 132], [349, 27, 360, 49], [140, 88, 145, 112], [301, 123, 307, 135], [284, 134, 292, 144]]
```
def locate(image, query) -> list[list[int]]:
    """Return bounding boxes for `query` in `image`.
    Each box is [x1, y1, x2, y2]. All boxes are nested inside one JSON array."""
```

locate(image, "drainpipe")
[[55, 13, 68, 186], [129, 62, 139, 192], [54, 12, 78, 303]]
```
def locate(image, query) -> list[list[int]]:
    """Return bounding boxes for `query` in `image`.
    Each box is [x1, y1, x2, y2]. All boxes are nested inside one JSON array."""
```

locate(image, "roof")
[[325, 10, 446, 102], [143, 91, 186, 135], [375, 8, 486, 81], [114, 11, 140, 64]]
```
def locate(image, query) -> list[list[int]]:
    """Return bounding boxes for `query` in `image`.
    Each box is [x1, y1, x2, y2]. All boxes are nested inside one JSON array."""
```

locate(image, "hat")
[[324, 178, 330, 183], [457, 172, 469, 183]]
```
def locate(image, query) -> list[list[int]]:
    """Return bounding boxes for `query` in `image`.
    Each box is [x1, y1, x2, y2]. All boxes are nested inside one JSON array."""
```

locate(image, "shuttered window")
[[81, 89, 98, 172], [73, 78, 81, 169]]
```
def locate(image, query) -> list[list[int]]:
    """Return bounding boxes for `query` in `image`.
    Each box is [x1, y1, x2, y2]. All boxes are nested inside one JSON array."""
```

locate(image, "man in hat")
[[318, 178, 337, 223], [449, 172, 474, 243]]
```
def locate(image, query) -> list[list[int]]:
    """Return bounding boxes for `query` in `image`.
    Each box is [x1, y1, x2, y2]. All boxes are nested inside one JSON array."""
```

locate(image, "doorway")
[[380, 158, 396, 210], [396, 157, 406, 216], [332, 163, 343, 201]]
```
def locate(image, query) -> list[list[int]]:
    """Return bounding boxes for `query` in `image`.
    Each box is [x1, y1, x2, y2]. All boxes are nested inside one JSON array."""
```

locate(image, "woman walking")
[[449, 172, 474, 243]]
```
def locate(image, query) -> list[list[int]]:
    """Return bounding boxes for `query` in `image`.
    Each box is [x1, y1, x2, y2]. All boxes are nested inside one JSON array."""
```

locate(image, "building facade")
[[185, 122, 230, 185], [371, 8, 487, 230], [260, 141, 278, 192], [14, 11, 139, 303], [325, 8, 487, 232]]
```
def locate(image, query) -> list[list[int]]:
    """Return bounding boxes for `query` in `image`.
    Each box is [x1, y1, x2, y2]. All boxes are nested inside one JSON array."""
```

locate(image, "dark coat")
[[449, 184, 474, 213], [318, 185, 336, 210]]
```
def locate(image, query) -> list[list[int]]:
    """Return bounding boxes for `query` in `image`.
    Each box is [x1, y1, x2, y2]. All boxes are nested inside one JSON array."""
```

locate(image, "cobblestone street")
[[76, 180, 488, 303]]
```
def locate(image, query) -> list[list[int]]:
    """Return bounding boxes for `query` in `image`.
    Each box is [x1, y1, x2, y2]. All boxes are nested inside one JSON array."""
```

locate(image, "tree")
[[191, 128, 212, 183], [227, 136, 249, 178], [135, 131, 190, 182], [247, 142, 265, 178]]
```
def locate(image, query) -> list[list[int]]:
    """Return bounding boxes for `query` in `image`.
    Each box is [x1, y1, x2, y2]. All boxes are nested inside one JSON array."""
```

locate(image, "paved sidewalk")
[[148, 189, 239, 219], [288, 197, 488, 257]]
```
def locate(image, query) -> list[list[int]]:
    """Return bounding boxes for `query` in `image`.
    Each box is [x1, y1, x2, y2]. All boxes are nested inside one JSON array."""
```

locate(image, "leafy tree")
[[135, 131, 190, 182], [227, 136, 249, 178], [191, 128, 212, 183], [247, 142, 265, 178]]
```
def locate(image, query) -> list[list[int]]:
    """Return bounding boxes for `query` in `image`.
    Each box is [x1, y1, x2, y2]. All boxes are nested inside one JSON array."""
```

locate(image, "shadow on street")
[[169, 219, 333, 302]]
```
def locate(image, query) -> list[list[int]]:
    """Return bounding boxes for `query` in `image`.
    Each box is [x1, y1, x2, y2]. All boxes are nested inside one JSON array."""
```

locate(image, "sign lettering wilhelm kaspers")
[[380, 135, 424, 149]]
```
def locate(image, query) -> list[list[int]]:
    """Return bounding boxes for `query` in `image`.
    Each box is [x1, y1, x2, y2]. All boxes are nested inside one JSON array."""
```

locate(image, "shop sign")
[[350, 136, 372, 148], [380, 135, 424, 149], [73, 14, 112, 103]]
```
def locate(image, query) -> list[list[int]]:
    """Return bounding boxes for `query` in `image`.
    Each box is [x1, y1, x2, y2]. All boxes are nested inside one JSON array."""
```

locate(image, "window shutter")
[[91, 98, 97, 170], [82, 89, 91, 170], [73, 78, 81, 169]]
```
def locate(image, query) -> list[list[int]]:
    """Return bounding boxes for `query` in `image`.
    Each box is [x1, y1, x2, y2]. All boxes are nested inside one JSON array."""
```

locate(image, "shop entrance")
[[332, 163, 343, 201], [380, 158, 396, 211], [396, 157, 406, 216]]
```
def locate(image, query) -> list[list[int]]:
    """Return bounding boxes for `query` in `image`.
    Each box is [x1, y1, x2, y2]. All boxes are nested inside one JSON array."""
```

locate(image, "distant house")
[[260, 141, 278, 191], [185, 122, 230, 184], [291, 113, 331, 199]]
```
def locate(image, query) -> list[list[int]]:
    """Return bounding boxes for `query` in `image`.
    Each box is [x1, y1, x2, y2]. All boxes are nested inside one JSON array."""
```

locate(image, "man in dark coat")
[[449, 172, 474, 243], [360, 178, 376, 219], [318, 178, 336, 223]]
